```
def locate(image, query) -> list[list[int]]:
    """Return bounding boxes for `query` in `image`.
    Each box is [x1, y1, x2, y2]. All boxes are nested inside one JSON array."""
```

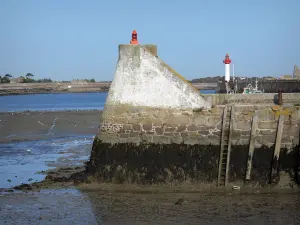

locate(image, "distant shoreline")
[[0, 90, 108, 96], [0, 82, 111, 96], [0, 82, 215, 96]]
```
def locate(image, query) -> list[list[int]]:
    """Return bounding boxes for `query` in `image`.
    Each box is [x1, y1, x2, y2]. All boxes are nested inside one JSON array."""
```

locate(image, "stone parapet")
[[99, 104, 223, 145], [203, 93, 300, 106], [99, 104, 300, 149]]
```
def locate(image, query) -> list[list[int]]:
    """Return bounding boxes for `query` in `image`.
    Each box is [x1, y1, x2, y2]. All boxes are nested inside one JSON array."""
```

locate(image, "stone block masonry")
[[90, 104, 300, 188], [99, 105, 223, 145], [99, 104, 300, 150]]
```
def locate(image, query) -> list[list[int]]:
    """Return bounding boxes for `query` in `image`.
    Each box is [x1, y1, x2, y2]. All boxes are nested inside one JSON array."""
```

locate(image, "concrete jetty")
[[87, 32, 300, 189]]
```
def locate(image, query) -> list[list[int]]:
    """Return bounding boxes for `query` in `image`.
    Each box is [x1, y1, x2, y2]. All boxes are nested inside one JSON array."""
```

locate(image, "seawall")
[[0, 82, 216, 96], [89, 104, 300, 188], [0, 82, 110, 95], [86, 43, 300, 189], [218, 80, 300, 93], [203, 93, 300, 106]]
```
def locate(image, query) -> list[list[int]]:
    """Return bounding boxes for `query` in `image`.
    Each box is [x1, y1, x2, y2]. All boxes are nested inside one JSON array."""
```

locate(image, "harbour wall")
[[217, 80, 300, 93], [86, 43, 300, 189], [98, 104, 300, 148], [89, 102, 300, 188], [203, 93, 300, 106]]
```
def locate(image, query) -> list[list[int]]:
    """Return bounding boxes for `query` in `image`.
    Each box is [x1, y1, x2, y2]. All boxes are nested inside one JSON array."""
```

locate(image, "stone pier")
[[86, 43, 300, 189]]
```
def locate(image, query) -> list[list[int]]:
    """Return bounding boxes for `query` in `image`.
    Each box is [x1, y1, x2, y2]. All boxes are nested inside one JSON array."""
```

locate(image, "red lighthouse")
[[223, 53, 231, 82]]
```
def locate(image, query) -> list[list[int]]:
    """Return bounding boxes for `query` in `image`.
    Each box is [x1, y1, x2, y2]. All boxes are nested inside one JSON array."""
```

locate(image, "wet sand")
[[82, 189, 300, 225], [0, 110, 101, 143], [0, 188, 99, 225], [1, 185, 300, 225]]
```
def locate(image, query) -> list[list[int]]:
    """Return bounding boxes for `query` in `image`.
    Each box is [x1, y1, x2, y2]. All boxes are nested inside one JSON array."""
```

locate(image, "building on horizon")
[[293, 65, 300, 79], [10, 77, 25, 83], [71, 79, 88, 84]]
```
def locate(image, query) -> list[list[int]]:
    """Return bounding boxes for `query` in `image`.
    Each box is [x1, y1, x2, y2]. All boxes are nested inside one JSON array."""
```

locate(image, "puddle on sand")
[[0, 136, 93, 189]]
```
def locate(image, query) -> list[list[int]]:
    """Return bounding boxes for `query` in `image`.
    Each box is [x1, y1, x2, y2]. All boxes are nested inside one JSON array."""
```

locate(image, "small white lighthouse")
[[223, 53, 232, 82]]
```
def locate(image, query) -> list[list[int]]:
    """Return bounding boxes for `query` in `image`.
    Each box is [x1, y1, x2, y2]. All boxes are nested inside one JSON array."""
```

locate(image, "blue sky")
[[0, 0, 299, 81]]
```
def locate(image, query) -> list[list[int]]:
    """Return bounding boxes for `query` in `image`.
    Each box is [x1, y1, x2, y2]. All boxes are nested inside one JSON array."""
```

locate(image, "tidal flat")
[[0, 110, 300, 225]]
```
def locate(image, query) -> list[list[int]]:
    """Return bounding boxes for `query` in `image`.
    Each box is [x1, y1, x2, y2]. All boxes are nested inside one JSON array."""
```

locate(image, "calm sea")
[[0, 90, 215, 112]]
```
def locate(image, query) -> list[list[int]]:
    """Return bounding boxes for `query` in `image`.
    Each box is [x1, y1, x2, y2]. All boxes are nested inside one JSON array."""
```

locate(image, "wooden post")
[[271, 115, 284, 184], [278, 89, 283, 106], [245, 115, 258, 180], [225, 105, 234, 186], [297, 127, 300, 184], [217, 105, 228, 187]]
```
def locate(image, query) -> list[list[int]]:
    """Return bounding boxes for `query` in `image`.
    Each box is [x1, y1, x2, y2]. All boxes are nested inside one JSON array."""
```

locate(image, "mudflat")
[[0, 110, 101, 143], [1, 185, 300, 225]]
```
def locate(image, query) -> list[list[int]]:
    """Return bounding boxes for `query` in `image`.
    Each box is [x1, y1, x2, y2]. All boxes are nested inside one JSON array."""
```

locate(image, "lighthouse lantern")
[[223, 53, 231, 82]]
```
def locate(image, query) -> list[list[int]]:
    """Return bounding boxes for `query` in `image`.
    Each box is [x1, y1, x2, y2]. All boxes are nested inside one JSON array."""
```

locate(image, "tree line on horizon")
[[0, 73, 52, 83], [0, 73, 96, 84], [1, 73, 279, 84]]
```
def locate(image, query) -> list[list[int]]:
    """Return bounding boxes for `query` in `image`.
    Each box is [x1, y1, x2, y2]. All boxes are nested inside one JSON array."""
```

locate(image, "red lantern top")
[[223, 53, 231, 64], [130, 30, 138, 44]]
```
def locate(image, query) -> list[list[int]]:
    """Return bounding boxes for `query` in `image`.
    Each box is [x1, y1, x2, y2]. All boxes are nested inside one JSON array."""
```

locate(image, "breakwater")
[[0, 82, 216, 96], [89, 104, 300, 188], [0, 82, 110, 95], [217, 79, 300, 93], [203, 93, 300, 105], [86, 42, 300, 189]]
